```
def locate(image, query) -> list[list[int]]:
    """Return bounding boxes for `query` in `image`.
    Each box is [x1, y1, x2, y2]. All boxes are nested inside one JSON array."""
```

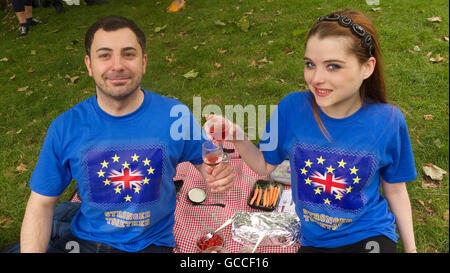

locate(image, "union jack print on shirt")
[[292, 143, 377, 213], [85, 146, 163, 205]]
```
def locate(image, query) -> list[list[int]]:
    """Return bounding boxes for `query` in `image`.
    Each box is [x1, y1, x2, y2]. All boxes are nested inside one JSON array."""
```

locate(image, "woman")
[[206, 9, 417, 253]]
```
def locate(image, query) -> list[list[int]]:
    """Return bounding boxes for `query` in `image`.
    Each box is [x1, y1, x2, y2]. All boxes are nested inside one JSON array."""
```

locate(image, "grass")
[[0, 0, 448, 252]]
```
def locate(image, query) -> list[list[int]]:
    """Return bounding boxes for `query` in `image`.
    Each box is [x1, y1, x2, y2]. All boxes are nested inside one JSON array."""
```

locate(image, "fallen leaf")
[[421, 179, 437, 189], [236, 17, 250, 32], [416, 199, 433, 214], [65, 74, 80, 83], [214, 20, 226, 26], [284, 47, 295, 56], [443, 210, 449, 221], [183, 69, 199, 79], [9, 74, 15, 81], [443, 36, 449, 42], [0, 217, 12, 228], [27, 68, 35, 73], [30, 50, 36, 55], [193, 45, 199, 50], [423, 114, 434, 120], [154, 25, 167, 33], [429, 54, 444, 63], [0, 57, 8, 62], [423, 163, 447, 181], [165, 55, 174, 63], [426, 16, 442, 22], [426, 51, 433, 58], [413, 45, 421, 52], [217, 48, 227, 54], [214, 62, 222, 68], [16, 163, 28, 172], [17, 86, 29, 92]]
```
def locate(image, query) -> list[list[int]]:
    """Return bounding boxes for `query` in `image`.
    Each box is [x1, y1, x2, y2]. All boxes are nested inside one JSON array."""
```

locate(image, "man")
[[20, 15, 234, 253]]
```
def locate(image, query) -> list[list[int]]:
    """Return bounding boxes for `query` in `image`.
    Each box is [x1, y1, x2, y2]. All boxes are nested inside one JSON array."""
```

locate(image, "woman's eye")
[[305, 61, 315, 68], [327, 64, 341, 71]]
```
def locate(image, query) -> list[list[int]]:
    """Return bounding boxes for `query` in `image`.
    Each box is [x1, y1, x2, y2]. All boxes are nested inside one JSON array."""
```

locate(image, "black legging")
[[11, 0, 32, 13]]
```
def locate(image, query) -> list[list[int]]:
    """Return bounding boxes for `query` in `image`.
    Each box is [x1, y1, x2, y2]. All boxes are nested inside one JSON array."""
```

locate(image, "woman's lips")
[[314, 87, 332, 97]]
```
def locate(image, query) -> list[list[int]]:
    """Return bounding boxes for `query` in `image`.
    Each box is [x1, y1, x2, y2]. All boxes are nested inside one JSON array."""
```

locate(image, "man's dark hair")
[[85, 15, 146, 57]]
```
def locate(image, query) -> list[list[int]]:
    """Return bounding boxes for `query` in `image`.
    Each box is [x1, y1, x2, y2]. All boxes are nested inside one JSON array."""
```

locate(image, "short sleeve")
[[379, 107, 417, 183], [259, 101, 287, 166], [178, 110, 205, 165], [29, 120, 72, 196]]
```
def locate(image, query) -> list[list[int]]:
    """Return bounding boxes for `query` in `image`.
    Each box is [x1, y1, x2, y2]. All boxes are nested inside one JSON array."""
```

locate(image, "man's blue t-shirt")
[[260, 91, 417, 248], [29, 89, 205, 252]]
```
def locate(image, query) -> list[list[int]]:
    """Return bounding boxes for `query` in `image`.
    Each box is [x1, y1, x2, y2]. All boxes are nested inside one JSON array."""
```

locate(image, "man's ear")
[[85, 55, 93, 77], [362, 56, 376, 80], [142, 53, 148, 75]]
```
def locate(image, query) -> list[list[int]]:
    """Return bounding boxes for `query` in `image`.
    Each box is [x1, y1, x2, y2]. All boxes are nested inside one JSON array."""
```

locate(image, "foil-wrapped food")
[[231, 211, 301, 247]]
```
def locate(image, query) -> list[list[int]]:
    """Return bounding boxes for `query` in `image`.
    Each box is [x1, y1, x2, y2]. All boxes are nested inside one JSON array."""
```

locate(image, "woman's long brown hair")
[[306, 9, 387, 141]]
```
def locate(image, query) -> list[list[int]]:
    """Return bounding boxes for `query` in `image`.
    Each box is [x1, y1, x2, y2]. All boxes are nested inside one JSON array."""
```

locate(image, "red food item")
[[196, 234, 224, 250], [209, 123, 226, 140]]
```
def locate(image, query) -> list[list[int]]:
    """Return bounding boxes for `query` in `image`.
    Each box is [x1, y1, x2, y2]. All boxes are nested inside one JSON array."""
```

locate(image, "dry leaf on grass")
[[423, 114, 434, 120], [426, 16, 442, 22], [16, 163, 28, 172], [423, 163, 447, 181]]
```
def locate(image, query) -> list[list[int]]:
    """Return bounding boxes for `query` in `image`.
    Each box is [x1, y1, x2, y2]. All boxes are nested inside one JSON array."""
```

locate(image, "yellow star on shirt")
[[142, 177, 150, 184], [316, 156, 325, 165], [304, 159, 313, 168], [349, 166, 359, 175], [112, 154, 120, 162], [122, 161, 130, 169], [337, 159, 347, 168], [103, 178, 111, 186], [334, 194, 343, 200], [100, 160, 109, 168], [131, 153, 140, 162], [304, 177, 312, 185], [314, 187, 322, 195], [326, 165, 335, 174], [323, 198, 331, 205], [346, 186, 353, 193], [142, 158, 151, 166], [134, 187, 141, 194], [97, 169, 105, 178], [124, 195, 132, 202], [147, 167, 155, 175], [114, 187, 122, 194], [353, 176, 361, 184], [300, 167, 308, 175]]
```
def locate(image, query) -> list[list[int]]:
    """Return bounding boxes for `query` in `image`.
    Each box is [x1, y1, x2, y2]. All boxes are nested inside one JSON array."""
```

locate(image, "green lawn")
[[0, 0, 448, 252]]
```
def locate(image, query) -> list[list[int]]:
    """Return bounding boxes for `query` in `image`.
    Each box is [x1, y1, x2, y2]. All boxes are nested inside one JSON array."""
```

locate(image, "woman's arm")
[[381, 179, 417, 253]]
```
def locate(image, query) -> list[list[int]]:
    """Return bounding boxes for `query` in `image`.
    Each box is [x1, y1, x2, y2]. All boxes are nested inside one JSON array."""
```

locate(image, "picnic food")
[[231, 211, 300, 247], [196, 233, 224, 250], [248, 180, 283, 211], [188, 188, 206, 203]]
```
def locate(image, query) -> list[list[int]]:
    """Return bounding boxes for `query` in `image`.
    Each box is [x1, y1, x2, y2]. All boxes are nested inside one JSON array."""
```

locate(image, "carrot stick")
[[256, 186, 263, 206], [249, 187, 259, 205], [263, 187, 268, 207], [271, 186, 280, 206], [268, 185, 274, 206]]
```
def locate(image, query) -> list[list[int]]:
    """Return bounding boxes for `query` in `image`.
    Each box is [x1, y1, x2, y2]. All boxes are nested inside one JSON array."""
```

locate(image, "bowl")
[[195, 229, 224, 252]]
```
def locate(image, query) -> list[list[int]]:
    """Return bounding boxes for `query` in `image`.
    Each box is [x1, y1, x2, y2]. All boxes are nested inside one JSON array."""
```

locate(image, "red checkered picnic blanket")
[[172, 142, 299, 253], [70, 142, 300, 253]]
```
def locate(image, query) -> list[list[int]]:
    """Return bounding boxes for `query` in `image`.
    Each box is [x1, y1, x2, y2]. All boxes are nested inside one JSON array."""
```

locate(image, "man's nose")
[[111, 54, 125, 70]]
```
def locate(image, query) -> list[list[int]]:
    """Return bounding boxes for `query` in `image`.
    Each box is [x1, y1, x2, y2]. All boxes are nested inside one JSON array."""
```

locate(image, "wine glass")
[[202, 141, 230, 196]]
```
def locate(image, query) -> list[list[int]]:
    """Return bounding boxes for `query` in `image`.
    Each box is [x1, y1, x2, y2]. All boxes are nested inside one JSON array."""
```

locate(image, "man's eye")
[[99, 53, 109, 58]]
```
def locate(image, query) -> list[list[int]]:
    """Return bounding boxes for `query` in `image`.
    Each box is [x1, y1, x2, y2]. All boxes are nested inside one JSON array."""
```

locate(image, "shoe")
[[29, 18, 48, 26], [18, 26, 28, 37], [167, 1, 185, 13]]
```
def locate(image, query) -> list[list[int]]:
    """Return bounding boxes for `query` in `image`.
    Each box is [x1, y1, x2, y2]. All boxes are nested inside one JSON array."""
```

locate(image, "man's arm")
[[20, 191, 59, 253]]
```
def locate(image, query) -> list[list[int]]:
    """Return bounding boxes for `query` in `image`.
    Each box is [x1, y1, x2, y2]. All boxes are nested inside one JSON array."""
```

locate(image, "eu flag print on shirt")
[[85, 145, 163, 205], [293, 143, 377, 214]]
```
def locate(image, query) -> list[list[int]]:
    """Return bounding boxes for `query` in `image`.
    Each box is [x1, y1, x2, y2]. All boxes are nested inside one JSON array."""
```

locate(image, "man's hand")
[[195, 161, 235, 193]]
